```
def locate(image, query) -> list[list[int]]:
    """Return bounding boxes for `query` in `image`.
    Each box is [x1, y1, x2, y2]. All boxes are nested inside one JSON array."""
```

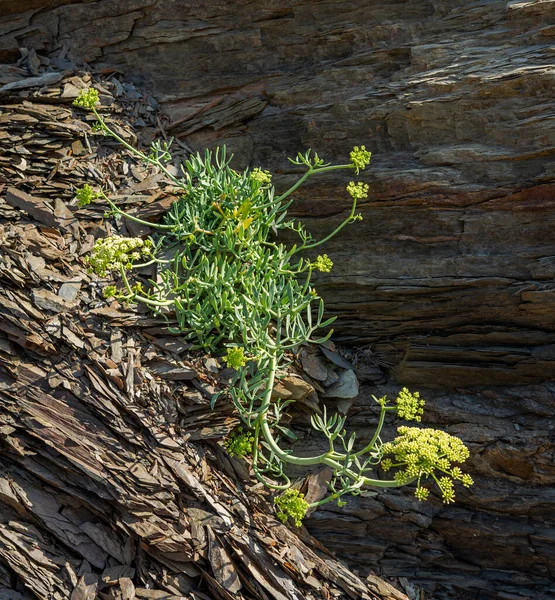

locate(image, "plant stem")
[[299, 197, 357, 251], [93, 109, 183, 188], [353, 405, 390, 458], [256, 355, 417, 489], [275, 163, 354, 204], [103, 195, 176, 231]]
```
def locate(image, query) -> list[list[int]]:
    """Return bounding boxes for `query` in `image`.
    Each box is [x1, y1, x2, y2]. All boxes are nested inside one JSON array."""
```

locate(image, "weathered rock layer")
[[1, 1, 554, 598]]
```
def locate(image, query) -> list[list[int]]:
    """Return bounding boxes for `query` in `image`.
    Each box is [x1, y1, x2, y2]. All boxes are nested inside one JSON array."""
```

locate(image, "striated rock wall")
[[1, 0, 553, 385], [1, 1, 554, 598], [298, 380, 555, 599]]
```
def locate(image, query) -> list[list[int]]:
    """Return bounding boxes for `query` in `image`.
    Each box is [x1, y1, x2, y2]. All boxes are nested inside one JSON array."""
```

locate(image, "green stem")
[[256, 355, 417, 489], [299, 197, 357, 251], [307, 481, 364, 509], [131, 257, 172, 268], [120, 267, 173, 307], [275, 170, 312, 204], [93, 109, 183, 188], [353, 405, 392, 458], [275, 163, 354, 204], [103, 195, 176, 231], [252, 421, 291, 490], [312, 164, 354, 175]]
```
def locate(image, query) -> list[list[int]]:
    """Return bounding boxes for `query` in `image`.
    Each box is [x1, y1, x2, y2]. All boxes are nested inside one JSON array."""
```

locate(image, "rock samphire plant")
[[75, 88, 473, 525]]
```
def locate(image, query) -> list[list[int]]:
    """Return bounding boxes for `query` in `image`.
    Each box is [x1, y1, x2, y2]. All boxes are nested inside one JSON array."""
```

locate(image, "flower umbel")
[[75, 184, 101, 208], [381, 426, 472, 504], [86, 236, 151, 277], [414, 486, 430, 501], [346, 181, 369, 200], [312, 254, 333, 273], [103, 285, 118, 299], [350, 145, 372, 174], [395, 388, 425, 422], [274, 489, 309, 527], [250, 168, 272, 185], [224, 428, 255, 458], [223, 346, 247, 369], [73, 88, 100, 110]]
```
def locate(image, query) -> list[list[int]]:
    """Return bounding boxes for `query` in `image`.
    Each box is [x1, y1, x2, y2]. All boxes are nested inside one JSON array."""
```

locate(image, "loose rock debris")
[[0, 52, 402, 600]]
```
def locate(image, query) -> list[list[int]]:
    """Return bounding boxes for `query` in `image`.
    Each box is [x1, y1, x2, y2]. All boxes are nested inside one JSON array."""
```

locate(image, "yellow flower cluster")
[[312, 254, 333, 273], [414, 486, 430, 501], [75, 184, 101, 208], [381, 426, 473, 504], [347, 181, 369, 200], [103, 285, 118, 299], [274, 489, 309, 527], [224, 427, 255, 458], [395, 388, 425, 422], [223, 346, 247, 369], [250, 168, 272, 185], [73, 88, 99, 110], [86, 236, 152, 277], [350, 145, 372, 174]]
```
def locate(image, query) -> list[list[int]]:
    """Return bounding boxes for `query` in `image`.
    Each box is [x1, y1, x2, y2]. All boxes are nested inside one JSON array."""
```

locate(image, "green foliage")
[[274, 489, 309, 527], [77, 87, 473, 526]]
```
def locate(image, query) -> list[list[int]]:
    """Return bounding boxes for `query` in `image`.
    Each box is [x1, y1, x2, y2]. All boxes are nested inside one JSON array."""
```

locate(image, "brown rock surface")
[[0, 70, 394, 600], [1, 0, 552, 384], [296, 381, 555, 599], [1, 1, 555, 599]]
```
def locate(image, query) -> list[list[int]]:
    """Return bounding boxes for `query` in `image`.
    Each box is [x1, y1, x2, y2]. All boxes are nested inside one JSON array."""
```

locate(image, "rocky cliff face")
[[1, 1, 554, 598]]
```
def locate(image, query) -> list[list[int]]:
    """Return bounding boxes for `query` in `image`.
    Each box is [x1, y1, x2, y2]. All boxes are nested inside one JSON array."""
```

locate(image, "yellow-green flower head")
[[274, 489, 309, 527], [382, 426, 472, 504], [347, 181, 369, 200], [350, 145, 372, 174], [381, 458, 393, 472], [312, 254, 333, 273], [396, 388, 425, 422], [224, 427, 254, 458], [461, 473, 474, 487], [73, 88, 100, 110], [103, 285, 118, 299], [250, 168, 272, 185], [438, 477, 456, 504], [414, 486, 430, 501], [86, 236, 151, 277], [75, 184, 101, 208], [132, 281, 145, 295], [223, 346, 247, 369]]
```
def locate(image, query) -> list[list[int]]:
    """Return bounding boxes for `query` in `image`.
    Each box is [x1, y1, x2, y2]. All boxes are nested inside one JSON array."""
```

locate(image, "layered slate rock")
[[1, 0, 553, 384], [295, 380, 555, 599], [0, 69, 403, 600], [1, 1, 555, 599]]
